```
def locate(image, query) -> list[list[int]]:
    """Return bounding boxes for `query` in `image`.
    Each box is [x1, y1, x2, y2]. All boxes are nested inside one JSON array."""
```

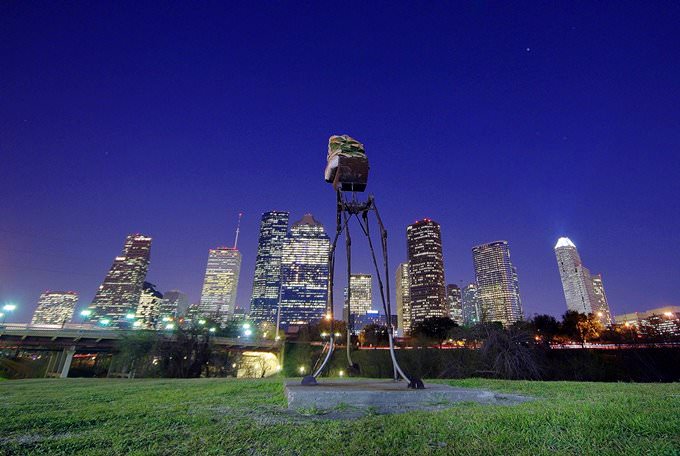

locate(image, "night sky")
[[2, 2, 679, 323]]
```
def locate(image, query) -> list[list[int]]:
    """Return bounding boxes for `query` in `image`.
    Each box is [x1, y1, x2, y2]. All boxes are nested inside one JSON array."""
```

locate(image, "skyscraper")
[[278, 214, 330, 328], [31, 291, 78, 326], [249, 211, 290, 323], [344, 273, 372, 331], [198, 247, 242, 321], [554, 237, 612, 324], [461, 283, 482, 326], [136, 282, 163, 329], [396, 262, 411, 335], [89, 234, 152, 327], [406, 219, 447, 326], [446, 284, 462, 324], [159, 290, 189, 320], [472, 241, 523, 326]]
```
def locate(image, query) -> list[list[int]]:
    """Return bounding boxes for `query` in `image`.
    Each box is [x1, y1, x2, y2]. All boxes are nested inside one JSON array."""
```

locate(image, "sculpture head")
[[324, 134, 369, 192]]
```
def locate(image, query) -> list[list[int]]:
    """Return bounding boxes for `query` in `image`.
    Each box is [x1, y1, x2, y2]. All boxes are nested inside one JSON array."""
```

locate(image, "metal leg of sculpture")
[[306, 192, 343, 383]]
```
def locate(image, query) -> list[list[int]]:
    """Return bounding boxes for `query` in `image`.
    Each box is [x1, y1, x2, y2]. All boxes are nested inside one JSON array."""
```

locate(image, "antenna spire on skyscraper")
[[233, 212, 243, 249]]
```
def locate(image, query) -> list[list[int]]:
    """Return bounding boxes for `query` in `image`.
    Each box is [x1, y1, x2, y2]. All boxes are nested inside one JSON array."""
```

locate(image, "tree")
[[560, 311, 603, 346], [302, 320, 348, 342], [411, 317, 458, 348], [115, 323, 214, 378], [359, 324, 388, 347], [479, 324, 542, 380], [530, 314, 560, 345], [576, 313, 603, 346]]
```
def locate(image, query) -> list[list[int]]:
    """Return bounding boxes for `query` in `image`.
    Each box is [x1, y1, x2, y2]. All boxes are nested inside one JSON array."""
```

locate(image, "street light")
[[198, 319, 206, 325], [209, 327, 216, 333], [243, 329, 252, 337], [126, 313, 136, 320], [1, 304, 16, 325], [3, 304, 17, 312], [99, 319, 111, 326], [165, 323, 175, 330]]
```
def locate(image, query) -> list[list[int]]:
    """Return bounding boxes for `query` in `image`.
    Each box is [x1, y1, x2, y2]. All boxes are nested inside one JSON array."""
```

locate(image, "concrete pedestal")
[[285, 379, 531, 414]]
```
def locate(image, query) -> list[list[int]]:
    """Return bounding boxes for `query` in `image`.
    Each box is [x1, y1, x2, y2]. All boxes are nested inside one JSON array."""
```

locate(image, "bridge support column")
[[60, 346, 76, 378], [44, 351, 58, 378]]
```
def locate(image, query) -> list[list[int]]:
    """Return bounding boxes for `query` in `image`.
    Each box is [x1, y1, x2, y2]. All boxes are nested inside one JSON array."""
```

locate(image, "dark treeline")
[[284, 311, 680, 382], [285, 344, 680, 382]]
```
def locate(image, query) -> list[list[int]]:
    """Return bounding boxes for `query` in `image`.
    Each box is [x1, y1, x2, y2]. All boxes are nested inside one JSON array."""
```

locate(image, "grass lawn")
[[1, 377, 679, 455]]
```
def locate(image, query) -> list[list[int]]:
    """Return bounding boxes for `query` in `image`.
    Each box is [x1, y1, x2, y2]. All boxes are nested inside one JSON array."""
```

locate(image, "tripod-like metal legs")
[[307, 191, 422, 388]]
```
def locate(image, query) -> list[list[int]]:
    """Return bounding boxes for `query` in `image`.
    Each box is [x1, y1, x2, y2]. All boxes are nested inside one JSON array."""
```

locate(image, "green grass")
[[1, 378, 679, 455]]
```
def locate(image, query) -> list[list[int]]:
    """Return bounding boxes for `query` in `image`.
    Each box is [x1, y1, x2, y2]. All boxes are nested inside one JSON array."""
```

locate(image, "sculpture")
[[302, 134, 424, 389]]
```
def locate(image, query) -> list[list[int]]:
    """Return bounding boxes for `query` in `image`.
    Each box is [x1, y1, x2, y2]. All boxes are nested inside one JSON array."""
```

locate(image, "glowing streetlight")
[[298, 366, 305, 374], [209, 327, 216, 333], [339, 370, 344, 377], [320, 332, 328, 338], [242, 323, 251, 330], [244, 329, 252, 337], [80, 309, 92, 318], [334, 332, 341, 338], [99, 319, 111, 326], [133, 321, 142, 328], [126, 313, 136, 320], [162, 316, 171, 322], [324, 312, 332, 321], [165, 323, 175, 330], [198, 319, 206, 325]]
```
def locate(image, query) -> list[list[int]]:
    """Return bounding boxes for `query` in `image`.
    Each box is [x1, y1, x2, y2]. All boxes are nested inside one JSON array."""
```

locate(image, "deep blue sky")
[[2, 2, 679, 323]]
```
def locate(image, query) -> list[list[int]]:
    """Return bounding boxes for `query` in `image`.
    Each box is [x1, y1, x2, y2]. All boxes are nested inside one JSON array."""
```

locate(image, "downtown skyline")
[[2, 212, 667, 327], [2, 3, 679, 323]]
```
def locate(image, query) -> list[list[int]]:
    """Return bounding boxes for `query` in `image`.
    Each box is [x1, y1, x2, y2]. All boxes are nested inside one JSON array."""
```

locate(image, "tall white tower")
[[554, 237, 611, 324]]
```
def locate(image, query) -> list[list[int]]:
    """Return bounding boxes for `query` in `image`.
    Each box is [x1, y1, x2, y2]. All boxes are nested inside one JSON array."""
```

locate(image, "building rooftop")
[[555, 237, 576, 249], [292, 213, 323, 227]]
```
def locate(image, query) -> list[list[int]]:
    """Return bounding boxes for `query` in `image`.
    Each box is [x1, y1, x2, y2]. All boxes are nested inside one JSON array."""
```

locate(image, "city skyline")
[[1, 223, 675, 326], [3, 3, 679, 323]]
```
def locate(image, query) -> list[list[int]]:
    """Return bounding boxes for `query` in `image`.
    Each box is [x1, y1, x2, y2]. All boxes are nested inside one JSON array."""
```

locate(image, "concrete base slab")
[[285, 379, 531, 415]]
